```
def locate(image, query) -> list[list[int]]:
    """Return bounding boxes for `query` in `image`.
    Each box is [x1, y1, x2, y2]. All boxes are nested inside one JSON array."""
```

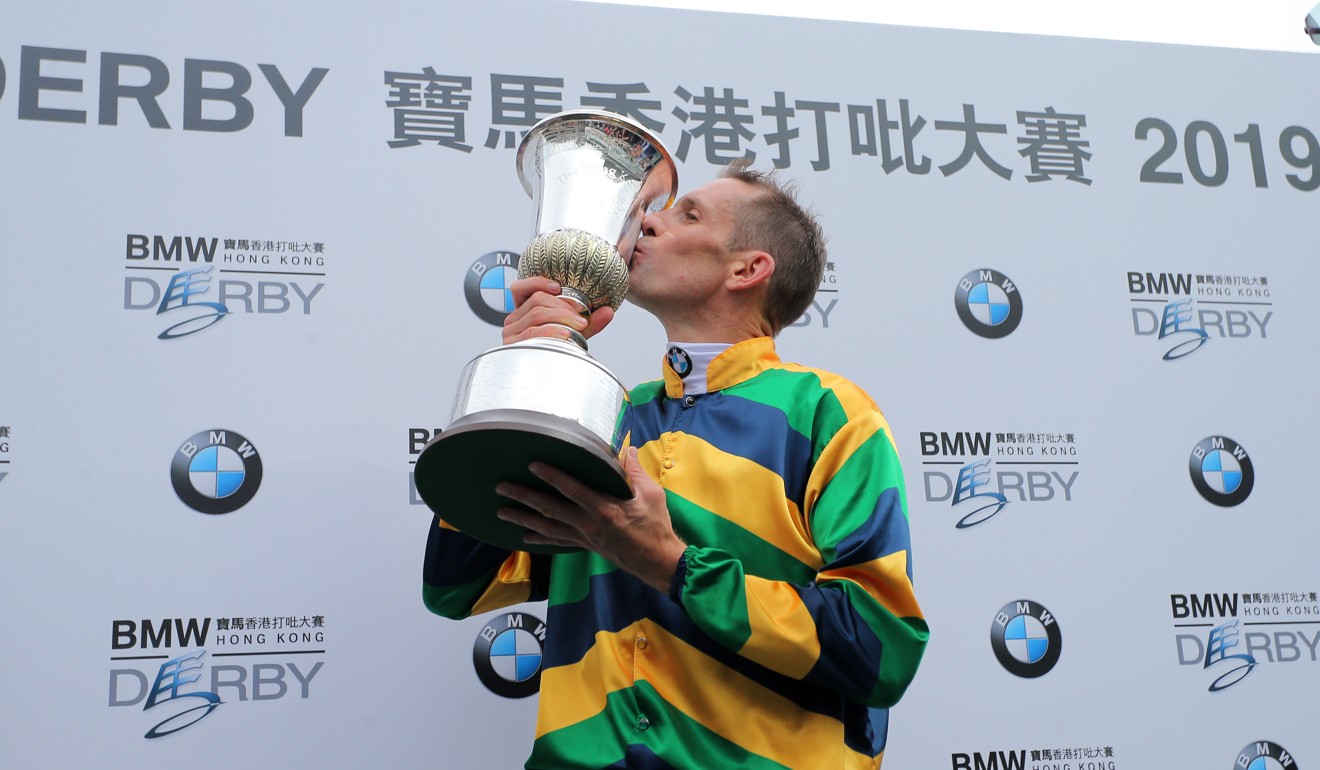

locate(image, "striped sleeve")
[[674, 384, 928, 708], [421, 515, 549, 619]]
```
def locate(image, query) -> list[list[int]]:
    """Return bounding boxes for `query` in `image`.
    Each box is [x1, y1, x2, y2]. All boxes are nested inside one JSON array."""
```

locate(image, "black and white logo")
[[465, 251, 520, 326], [1236, 740, 1299, 770], [955, 269, 1023, 338], [1189, 436, 1254, 507], [170, 430, 263, 515], [991, 599, 1062, 678], [473, 612, 544, 699], [666, 347, 693, 378]]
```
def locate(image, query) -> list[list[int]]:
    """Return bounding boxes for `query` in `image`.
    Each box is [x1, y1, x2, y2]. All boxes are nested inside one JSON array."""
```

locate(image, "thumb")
[[584, 305, 615, 338], [623, 446, 650, 496]]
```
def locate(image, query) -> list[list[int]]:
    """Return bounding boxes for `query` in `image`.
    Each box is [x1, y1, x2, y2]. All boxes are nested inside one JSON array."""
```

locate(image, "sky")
[[580, 0, 1320, 53]]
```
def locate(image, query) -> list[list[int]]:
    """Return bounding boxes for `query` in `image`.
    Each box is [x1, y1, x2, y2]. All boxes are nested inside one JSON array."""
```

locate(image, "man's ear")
[[727, 250, 775, 293]]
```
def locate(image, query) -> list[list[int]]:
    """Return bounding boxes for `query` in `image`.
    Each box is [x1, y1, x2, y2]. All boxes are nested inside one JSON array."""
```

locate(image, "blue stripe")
[[422, 516, 512, 588], [543, 568, 654, 669], [798, 581, 886, 703], [629, 392, 813, 511], [830, 487, 912, 578], [543, 567, 855, 722], [845, 704, 889, 757], [604, 744, 680, 769]]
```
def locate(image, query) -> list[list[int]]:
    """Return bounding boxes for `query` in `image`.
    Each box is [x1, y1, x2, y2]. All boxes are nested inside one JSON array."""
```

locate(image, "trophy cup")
[[413, 110, 677, 554]]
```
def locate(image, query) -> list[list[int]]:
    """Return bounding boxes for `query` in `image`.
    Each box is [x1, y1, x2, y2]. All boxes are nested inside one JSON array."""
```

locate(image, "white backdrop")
[[1, 1, 1316, 768]]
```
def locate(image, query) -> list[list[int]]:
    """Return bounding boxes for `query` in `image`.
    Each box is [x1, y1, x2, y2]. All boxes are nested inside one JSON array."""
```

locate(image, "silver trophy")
[[414, 111, 677, 553]]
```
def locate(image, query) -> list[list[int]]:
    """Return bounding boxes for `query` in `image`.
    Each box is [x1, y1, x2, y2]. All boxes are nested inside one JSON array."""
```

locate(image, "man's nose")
[[641, 210, 663, 237]]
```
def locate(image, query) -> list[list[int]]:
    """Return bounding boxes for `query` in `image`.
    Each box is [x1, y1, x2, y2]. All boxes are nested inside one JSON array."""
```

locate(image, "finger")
[[495, 481, 565, 516], [496, 505, 553, 533], [527, 461, 605, 510], [583, 305, 615, 339], [510, 276, 560, 308], [522, 531, 581, 548], [503, 320, 581, 346], [502, 294, 590, 345], [503, 291, 575, 330], [497, 506, 584, 548], [619, 447, 652, 498]]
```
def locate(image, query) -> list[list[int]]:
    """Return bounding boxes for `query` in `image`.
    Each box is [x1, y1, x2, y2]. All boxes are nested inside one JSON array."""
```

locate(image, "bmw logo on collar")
[[667, 346, 693, 378]]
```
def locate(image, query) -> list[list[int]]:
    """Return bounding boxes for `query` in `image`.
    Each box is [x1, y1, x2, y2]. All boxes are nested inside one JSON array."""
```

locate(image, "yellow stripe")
[[642, 433, 822, 570], [820, 551, 924, 620], [635, 624, 847, 769], [738, 576, 821, 679], [534, 621, 887, 767], [468, 552, 534, 615], [534, 623, 642, 738]]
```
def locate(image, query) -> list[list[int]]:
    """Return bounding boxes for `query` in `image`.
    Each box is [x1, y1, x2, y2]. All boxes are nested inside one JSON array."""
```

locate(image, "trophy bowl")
[[414, 110, 677, 554]]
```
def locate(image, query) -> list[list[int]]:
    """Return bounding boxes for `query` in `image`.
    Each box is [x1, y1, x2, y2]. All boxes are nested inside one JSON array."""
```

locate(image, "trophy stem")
[[559, 287, 591, 315], [556, 287, 591, 351]]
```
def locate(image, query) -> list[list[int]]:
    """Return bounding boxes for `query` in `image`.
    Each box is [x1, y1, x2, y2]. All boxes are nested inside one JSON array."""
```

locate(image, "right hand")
[[501, 276, 616, 345]]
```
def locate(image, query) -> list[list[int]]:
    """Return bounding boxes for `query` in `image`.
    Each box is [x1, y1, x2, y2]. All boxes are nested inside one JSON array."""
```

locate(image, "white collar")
[[663, 342, 731, 396]]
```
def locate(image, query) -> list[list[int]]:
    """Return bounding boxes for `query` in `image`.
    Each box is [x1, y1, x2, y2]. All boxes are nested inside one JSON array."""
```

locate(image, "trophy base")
[[414, 409, 632, 554]]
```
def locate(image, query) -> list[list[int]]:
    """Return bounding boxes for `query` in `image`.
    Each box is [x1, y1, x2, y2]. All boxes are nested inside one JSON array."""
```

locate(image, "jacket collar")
[[660, 336, 779, 398]]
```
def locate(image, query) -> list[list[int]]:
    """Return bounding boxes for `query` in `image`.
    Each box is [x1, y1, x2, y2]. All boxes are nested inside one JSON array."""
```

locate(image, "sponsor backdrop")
[[1, 0, 1315, 767]]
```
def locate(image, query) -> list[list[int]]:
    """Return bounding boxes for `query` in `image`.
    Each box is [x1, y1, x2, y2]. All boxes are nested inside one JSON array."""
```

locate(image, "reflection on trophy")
[[414, 110, 677, 554]]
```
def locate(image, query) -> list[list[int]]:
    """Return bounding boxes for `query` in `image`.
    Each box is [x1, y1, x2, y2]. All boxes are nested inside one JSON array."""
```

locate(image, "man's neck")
[[654, 302, 772, 344]]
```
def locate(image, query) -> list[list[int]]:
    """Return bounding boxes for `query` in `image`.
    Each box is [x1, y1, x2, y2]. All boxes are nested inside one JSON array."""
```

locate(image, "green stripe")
[[632, 680, 794, 769], [526, 687, 636, 768], [421, 576, 496, 620], [546, 550, 619, 608], [667, 491, 817, 584], [809, 429, 907, 565], [628, 379, 666, 407], [681, 545, 752, 651], [529, 683, 794, 769], [859, 599, 930, 705]]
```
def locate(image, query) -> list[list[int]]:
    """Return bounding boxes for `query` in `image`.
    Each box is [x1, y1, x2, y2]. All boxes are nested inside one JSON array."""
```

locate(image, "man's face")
[[626, 177, 755, 315]]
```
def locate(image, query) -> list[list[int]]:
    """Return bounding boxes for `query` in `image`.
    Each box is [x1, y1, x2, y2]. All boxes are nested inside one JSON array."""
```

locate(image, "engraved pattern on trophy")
[[520, 228, 629, 312]]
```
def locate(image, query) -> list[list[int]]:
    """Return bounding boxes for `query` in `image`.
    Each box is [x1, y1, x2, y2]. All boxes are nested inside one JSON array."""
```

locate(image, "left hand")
[[501, 276, 615, 346], [496, 447, 688, 593]]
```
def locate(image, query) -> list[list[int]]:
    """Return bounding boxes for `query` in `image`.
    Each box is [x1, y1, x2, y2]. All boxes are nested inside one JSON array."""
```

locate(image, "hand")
[[495, 447, 688, 593], [502, 276, 616, 346]]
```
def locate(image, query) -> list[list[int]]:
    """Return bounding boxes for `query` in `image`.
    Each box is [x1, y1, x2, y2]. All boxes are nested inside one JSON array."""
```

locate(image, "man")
[[423, 163, 928, 769]]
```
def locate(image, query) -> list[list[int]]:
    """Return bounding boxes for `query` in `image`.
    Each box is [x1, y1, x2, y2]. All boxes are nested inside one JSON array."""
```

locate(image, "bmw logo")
[[991, 600, 1062, 678], [1236, 741, 1298, 770], [464, 251, 521, 326], [473, 612, 545, 699], [1189, 436, 1254, 507], [955, 269, 1023, 339], [666, 346, 692, 378], [170, 429, 262, 515]]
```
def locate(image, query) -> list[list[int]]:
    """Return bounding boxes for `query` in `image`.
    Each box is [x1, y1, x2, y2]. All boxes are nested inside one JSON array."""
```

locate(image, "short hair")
[[719, 159, 827, 335]]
